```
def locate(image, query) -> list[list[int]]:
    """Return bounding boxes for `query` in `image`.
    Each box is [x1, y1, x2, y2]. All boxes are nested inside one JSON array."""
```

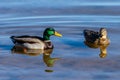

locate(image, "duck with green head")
[[10, 28, 62, 49]]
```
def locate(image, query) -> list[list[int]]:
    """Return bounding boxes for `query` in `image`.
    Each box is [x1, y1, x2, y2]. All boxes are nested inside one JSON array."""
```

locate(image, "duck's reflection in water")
[[43, 49, 60, 72], [11, 45, 60, 72], [84, 41, 109, 58]]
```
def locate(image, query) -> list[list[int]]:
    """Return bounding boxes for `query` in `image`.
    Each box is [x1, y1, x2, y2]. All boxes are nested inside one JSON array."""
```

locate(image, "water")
[[0, 0, 120, 80]]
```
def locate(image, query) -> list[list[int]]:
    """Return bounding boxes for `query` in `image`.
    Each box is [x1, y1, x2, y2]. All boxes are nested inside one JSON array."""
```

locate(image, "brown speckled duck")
[[83, 28, 110, 58], [10, 28, 62, 50]]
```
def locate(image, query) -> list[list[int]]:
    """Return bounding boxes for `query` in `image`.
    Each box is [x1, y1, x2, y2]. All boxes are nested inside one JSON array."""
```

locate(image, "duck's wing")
[[10, 35, 44, 44], [83, 30, 100, 43]]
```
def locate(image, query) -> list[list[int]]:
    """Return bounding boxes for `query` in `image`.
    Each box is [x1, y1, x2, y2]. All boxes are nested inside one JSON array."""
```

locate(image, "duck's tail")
[[10, 36, 16, 43], [10, 36, 15, 39]]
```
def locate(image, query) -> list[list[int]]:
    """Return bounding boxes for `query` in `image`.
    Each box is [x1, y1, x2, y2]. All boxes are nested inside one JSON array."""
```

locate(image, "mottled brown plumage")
[[83, 28, 110, 58]]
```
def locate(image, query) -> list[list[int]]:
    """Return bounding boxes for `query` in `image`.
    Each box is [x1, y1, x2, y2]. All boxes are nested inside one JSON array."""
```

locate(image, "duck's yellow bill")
[[54, 31, 62, 37]]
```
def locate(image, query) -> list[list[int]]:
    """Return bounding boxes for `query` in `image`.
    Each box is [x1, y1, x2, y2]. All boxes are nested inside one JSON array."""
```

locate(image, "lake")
[[0, 0, 120, 80]]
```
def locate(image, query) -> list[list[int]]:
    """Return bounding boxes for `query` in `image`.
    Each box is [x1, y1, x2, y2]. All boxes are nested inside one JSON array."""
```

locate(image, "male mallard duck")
[[10, 28, 62, 49], [83, 28, 110, 58]]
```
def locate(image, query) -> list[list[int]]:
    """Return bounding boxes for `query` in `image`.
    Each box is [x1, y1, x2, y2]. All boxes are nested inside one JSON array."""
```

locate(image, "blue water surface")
[[0, 0, 120, 80]]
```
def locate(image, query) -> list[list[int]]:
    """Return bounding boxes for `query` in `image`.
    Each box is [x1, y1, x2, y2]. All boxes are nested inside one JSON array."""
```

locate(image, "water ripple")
[[0, 15, 120, 27]]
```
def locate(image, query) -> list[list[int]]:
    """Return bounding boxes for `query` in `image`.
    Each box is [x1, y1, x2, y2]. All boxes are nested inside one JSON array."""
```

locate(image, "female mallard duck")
[[10, 28, 62, 50], [83, 28, 110, 58]]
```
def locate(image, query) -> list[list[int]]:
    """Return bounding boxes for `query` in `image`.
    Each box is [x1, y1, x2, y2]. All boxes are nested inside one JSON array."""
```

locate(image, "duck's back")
[[83, 30, 100, 43], [10, 35, 44, 44]]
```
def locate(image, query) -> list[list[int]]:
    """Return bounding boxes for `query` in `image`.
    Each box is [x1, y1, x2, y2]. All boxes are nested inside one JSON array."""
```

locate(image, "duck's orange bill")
[[54, 31, 62, 37]]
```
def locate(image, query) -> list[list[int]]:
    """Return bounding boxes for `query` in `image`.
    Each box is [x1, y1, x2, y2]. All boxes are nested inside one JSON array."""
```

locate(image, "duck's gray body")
[[10, 35, 53, 49]]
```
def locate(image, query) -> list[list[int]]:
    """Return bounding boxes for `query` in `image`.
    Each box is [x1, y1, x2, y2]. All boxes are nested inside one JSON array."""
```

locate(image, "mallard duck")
[[10, 28, 62, 49], [83, 28, 110, 58]]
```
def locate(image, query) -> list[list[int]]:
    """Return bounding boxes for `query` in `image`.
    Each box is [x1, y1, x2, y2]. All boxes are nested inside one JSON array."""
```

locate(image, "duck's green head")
[[43, 28, 62, 40]]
